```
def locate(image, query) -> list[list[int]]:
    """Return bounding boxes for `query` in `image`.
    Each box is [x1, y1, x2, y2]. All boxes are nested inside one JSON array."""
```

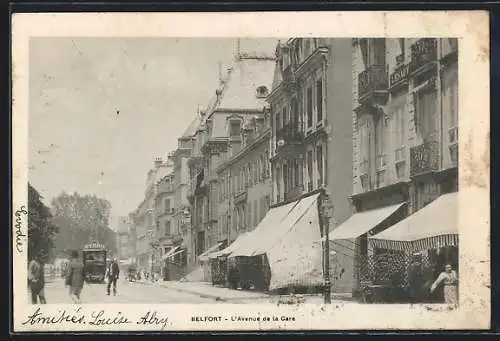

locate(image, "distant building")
[[130, 158, 172, 272], [115, 216, 132, 260], [171, 122, 197, 268]]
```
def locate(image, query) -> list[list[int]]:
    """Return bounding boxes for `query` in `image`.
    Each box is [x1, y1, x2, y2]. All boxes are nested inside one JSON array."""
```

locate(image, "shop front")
[[214, 192, 324, 293], [369, 191, 459, 303]]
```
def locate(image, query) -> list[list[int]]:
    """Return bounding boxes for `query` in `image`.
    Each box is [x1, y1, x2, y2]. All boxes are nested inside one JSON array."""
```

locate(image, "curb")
[[135, 280, 269, 302], [134, 281, 355, 303]]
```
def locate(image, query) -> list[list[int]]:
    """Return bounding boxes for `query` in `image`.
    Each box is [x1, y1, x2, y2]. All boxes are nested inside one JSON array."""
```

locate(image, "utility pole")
[[320, 186, 333, 304]]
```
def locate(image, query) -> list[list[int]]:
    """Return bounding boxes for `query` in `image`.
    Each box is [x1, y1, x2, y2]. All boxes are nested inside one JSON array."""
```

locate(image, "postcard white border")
[[12, 11, 490, 331]]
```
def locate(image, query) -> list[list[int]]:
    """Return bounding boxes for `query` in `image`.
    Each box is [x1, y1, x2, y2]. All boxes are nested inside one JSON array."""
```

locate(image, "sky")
[[29, 37, 278, 221]]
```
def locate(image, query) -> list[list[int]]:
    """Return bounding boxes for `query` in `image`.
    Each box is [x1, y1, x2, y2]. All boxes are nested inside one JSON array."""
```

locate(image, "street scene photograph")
[[26, 36, 460, 307]]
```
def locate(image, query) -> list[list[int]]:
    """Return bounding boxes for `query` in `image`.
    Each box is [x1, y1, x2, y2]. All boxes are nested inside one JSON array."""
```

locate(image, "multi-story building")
[[268, 38, 354, 292], [115, 217, 133, 260], [171, 125, 197, 268], [153, 156, 181, 275], [131, 158, 172, 272], [215, 103, 273, 245], [187, 49, 276, 261], [344, 38, 459, 295]]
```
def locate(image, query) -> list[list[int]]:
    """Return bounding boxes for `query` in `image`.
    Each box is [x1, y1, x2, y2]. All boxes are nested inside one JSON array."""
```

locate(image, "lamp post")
[[320, 186, 333, 304]]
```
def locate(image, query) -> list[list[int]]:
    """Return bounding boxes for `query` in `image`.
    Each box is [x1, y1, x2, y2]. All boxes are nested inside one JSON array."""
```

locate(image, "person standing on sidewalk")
[[28, 250, 47, 304], [430, 263, 458, 305], [106, 257, 120, 295], [65, 250, 85, 304]]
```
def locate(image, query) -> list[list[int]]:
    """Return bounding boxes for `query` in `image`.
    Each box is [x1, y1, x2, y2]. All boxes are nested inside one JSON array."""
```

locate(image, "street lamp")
[[320, 186, 334, 304]]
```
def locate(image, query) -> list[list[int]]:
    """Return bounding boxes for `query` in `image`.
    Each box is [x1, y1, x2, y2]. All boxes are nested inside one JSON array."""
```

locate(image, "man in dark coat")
[[106, 257, 120, 295]]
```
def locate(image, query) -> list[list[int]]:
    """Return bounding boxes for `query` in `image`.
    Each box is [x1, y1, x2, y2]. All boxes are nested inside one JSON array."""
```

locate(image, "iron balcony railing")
[[410, 38, 438, 73], [358, 65, 388, 101], [276, 121, 304, 147], [410, 140, 440, 177]]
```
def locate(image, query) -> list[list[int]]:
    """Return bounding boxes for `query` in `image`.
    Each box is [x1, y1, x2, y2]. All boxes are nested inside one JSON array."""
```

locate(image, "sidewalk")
[[136, 279, 356, 303], [136, 279, 270, 302]]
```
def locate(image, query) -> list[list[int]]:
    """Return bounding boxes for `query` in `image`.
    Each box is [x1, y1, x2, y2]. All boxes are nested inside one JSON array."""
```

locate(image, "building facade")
[[131, 158, 172, 273], [350, 38, 459, 292], [187, 52, 276, 260], [171, 130, 196, 268], [268, 38, 354, 293], [153, 157, 182, 275], [115, 217, 133, 260], [215, 110, 272, 245]]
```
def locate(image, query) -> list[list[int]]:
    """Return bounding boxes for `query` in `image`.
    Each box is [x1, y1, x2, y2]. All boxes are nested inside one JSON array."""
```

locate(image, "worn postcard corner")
[[11, 11, 490, 332]]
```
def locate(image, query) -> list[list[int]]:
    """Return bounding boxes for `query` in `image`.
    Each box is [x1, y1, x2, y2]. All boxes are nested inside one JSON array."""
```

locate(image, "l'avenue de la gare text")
[[191, 315, 296, 322], [22, 308, 169, 330]]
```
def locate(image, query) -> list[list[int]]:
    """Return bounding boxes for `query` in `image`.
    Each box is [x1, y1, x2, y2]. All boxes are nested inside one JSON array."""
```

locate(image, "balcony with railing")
[[410, 38, 437, 75], [275, 121, 305, 157], [358, 65, 388, 104], [410, 141, 440, 177]]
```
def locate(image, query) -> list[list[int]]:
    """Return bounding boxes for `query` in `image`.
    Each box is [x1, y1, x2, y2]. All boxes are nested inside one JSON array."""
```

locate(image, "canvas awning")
[[370, 192, 458, 252], [198, 242, 223, 262], [266, 193, 324, 290], [251, 193, 320, 257], [325, 202, 405, 240], [162, 246, 181, 260], [169, 248, 186, 259], [208, 232, 252, 259], [227, 200, 297, 258]]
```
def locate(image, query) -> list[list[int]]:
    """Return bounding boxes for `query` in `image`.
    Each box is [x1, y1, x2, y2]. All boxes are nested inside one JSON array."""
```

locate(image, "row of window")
[[357, 67, 458, 190], [217, 195, 271, 238], [274, 74, 324, 133], [280, 38, 323, 72], [275, 143, 327, 200], [218, 152, 271, 201]]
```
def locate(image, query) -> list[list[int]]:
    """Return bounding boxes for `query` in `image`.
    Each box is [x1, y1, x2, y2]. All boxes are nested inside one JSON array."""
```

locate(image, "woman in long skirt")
[[430, 263, 458, 305]]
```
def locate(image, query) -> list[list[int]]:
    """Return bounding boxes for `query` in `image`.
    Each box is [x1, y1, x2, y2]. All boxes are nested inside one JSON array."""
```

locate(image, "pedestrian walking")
[[28, 250, 47, 304], [65, 250, 85, 304], [106, 257, 120, 295], [430, 263, 458, 305]]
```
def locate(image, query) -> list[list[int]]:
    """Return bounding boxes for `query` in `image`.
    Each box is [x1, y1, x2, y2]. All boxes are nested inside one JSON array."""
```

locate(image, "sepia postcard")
[[12, 11, 490, 332]]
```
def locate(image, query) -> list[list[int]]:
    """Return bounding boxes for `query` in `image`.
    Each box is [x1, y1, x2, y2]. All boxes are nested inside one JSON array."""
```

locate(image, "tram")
[[82, 242, 107, 283]]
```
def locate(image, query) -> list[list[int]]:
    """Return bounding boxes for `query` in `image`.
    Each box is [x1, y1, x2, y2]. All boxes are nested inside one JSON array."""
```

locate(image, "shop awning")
[[169, 248, 186, 259], [370, 192, 458, 252], [251, 193, 321, 257], [325, 202, 405, 240], [162, 246, 181, 260], [266, 193, 324, 290], [208, 232, 252, 259], [227, 200, 297, 258], [198, 242, 223, 262]]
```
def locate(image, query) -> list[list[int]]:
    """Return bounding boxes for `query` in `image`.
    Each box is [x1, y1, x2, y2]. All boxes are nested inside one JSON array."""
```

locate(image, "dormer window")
[[256, 86, 269, 99], [229, 120, 241, 137]]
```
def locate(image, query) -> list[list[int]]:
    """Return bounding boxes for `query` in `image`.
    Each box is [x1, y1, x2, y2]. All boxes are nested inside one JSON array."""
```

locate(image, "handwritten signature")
[[14, 206, 28, 253], [22, 308, 170, 330]]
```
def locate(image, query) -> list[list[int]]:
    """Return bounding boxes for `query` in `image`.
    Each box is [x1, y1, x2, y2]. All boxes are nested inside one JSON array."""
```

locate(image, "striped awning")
[[370, 192, 458, 252]]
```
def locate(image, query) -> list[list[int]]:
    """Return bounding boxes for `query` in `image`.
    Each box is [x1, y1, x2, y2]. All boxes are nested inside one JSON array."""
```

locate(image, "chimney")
[[154, 157, 163, 168]]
